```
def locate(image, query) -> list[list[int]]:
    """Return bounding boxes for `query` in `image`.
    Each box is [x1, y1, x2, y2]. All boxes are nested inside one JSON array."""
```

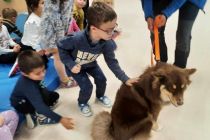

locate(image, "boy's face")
[[11, 16, 17, 24], [23, 66, 46, 81], [92, 18, 117, 41]]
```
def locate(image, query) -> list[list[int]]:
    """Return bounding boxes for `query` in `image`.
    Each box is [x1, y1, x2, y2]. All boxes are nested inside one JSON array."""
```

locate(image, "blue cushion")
[[16, 12, 28, 33], [0, 58, 59, 112]]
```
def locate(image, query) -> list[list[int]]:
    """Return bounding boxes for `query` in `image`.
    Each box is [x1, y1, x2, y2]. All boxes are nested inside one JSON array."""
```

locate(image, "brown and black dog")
[[91, 62, 196, 140]]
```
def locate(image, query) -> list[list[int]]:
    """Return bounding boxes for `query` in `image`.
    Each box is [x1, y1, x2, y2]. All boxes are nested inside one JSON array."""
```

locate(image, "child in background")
[[0, 15, 21, 64], [1, 14, 33, 77], [0, 110, 19, 140], [2, 8, 23, 38], [10, 50, 74, 129], [72, 0, 87, 30], [22, 0, 46, 56], [40, 0, 77, 88], [68, 17, 80, 34], [58, 2, 138, 117]]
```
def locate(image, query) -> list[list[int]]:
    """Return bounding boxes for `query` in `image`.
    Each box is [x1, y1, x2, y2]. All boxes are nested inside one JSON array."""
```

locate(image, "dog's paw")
[[152, 121, 163, 132]]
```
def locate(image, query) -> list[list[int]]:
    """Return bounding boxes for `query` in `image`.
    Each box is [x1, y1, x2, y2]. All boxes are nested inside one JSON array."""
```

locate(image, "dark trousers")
[[69, 64, 107, 104], [12, 89, 59, 114], [0, 43, 48, 67], [151, 1, 199, 68], [0, 44, 33, 64]]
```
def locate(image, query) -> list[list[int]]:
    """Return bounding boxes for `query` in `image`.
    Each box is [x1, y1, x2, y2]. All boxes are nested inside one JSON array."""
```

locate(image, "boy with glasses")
[[58, 2, 138, 117]]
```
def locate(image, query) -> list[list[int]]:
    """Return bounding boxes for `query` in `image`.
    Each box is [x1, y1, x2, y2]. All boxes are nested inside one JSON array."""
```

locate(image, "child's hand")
[[13, 44, 21, 52], [0, 115, 4, 126], [71, 64, 81, 74], [60, 117, 74, 130], [125, 77, 139, 86]]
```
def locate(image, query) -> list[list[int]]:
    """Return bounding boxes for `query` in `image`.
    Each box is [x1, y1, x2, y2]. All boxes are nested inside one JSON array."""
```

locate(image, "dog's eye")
[[172, 85, 176, 89], [181, 84, 185, 89]]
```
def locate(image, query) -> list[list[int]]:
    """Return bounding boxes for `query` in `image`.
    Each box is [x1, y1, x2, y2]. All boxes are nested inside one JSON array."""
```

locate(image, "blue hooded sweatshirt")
[[57, 28, 129, 82], [141, 0, 206, 19]]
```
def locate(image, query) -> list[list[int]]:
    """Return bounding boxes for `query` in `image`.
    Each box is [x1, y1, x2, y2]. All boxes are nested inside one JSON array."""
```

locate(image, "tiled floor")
[[14, 0, 210, 140]]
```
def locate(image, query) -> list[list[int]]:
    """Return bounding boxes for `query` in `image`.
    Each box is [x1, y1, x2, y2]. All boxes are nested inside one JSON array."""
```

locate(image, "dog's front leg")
[[151, 104, 162, 131]]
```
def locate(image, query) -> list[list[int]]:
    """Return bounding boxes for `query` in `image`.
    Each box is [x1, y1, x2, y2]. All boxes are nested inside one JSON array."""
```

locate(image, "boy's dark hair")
[[18, 50, 45, 74], [25, 0, 41, 12], [2, 8, 17, 19], [87, 2, 117, 28]]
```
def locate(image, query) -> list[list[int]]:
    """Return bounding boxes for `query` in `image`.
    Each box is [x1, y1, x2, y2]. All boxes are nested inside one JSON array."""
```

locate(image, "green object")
[[4, 0, 12, 3]]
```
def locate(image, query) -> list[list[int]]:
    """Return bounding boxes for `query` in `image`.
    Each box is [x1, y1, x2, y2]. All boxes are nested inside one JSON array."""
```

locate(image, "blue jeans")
[[69, 64, 107, 104], [151, 1, 199, 68]]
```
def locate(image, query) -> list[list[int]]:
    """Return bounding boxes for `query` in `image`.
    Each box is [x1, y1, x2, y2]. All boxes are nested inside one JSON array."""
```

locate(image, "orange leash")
[[151, 17, 161, 65]]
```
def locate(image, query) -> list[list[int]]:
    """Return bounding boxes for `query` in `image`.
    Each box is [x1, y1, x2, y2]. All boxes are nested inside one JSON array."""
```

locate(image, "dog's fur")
[[91, 62, 196, 140]]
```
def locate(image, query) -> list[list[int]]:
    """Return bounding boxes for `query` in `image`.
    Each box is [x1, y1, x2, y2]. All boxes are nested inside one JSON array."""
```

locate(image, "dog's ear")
[[152, 70, 167, 89], [183, 68, 196, 76]]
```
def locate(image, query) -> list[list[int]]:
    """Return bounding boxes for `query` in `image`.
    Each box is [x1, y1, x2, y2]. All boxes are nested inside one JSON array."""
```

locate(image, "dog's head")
[[151, 63, 196, 107]]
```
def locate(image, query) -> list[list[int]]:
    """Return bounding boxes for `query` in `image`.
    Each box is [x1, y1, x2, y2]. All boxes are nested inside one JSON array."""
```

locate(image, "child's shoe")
[[37, 114, 57, 125], [50, 100, 59, 110], [96, 96, 112, 108], [25, 113, 37, 129], [38, 117, 57, 125], [78, 103, 92, 117], [8, 60, 20, 77]]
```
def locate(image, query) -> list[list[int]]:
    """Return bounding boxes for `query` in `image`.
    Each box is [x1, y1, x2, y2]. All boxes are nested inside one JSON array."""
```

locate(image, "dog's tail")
[[91, 111, 113, 140]]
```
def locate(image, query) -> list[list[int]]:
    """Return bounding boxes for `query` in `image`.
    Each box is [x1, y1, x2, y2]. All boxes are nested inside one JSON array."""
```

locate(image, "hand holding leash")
[[154, 14, 166, 28]]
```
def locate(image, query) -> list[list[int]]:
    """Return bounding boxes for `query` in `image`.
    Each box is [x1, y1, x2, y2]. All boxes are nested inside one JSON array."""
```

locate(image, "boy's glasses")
[[96, 23, 118, 35]]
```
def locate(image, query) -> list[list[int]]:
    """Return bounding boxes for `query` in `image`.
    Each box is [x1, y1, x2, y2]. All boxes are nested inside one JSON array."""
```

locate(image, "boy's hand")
[[0, 115, 4, 126], [146, 17, 154, 31], [71, 64, 81, 74], [125, 77, 139, 86], [60, 117, 74, 130]]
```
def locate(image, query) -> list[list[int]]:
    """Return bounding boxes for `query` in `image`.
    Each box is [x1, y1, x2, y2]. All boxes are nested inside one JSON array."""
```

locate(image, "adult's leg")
[[87, 65, 107, 98], [0, 110, 19, 136], [174, 2, 199, 68]]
